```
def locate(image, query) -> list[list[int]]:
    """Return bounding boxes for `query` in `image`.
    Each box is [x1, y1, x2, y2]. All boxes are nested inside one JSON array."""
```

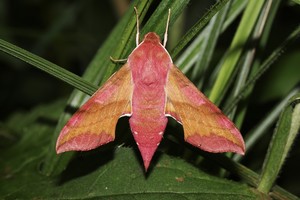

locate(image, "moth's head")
[[143, 32, 161, 44]]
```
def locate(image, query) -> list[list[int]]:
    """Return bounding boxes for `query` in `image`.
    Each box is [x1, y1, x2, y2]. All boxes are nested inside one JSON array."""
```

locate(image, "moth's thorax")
[[128, 32, 172, 87]]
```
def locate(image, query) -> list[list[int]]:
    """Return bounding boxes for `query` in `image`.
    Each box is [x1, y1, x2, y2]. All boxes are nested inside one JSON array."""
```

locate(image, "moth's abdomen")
[[129, 70, 168, 170]]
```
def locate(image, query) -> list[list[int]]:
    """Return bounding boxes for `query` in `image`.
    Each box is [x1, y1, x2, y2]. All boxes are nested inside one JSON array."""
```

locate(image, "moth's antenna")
[[134, 7, 140, 46], [163, 9, 171, 47]]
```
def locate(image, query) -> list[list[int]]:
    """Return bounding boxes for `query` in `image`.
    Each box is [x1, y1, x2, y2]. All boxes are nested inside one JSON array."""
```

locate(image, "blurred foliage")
[[0, 1, 116, 119]]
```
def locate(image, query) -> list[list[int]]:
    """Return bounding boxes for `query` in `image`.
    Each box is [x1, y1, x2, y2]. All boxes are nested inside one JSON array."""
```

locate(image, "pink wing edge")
[[56, 66, 132, 154], [165, 66, 245, 155]]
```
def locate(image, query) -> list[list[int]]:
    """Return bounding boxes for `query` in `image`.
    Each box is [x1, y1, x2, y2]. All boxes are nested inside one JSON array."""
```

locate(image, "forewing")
[[165, 65, 245, 154], [56, 64, 132, 153]]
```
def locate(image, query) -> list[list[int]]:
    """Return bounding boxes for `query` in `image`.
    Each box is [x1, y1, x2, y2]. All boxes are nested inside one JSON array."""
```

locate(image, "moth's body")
[[128, 33, 171, 165], [56, 9, 245, 171]]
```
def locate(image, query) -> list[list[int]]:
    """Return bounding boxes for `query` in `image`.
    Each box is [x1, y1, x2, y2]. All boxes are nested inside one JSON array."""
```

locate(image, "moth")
[[56, 8, 245, 170]]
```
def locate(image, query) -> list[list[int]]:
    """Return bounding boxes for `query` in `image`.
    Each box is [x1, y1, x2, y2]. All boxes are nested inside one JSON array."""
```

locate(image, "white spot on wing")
[[120, 113, 132, 118], [165, 114, 182, 125]]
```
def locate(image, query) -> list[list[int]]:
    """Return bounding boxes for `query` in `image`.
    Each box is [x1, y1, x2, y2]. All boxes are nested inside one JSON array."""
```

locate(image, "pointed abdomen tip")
[[137, 145, 159, 171]]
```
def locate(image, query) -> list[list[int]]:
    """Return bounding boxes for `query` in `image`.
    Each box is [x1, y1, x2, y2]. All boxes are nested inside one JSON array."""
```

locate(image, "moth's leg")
[[110, 56, 127, 64]]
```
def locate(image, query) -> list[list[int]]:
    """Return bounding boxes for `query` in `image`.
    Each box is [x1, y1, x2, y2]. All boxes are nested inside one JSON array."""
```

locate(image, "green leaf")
[[190, 2, 231, 88], [258, 94, 300, 194], [0, 38, 97, 96], [176, 0, 247, 73], [0, 103, 266, 199], [170, 0, 231, 59], [233, 87, 300, 162], [209, 0, 266, 104], [0, 100, 66, 176], [1, 148, 266, 199], [223, 24, 300, 114], [196, 151, 299, 200]]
